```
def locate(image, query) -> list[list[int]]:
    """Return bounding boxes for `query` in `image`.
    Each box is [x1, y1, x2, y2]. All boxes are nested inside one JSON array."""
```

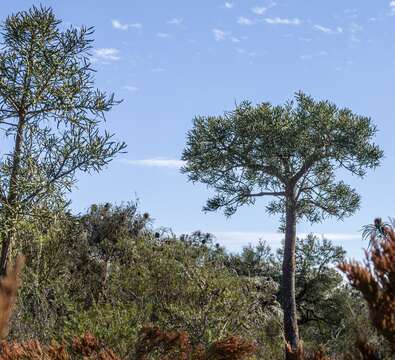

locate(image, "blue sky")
[[2, 1, 394, 258]]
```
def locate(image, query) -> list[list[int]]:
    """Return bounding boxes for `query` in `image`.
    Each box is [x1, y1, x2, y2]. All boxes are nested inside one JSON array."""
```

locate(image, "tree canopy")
[[0, 6, 126, 272], [182, 91, 382, 223], [0, 6, 126, 213]]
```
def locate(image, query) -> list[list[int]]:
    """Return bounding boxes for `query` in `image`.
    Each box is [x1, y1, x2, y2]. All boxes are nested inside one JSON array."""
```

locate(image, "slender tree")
[[181, 92, 382, 355], [0, 6, 126, 274]]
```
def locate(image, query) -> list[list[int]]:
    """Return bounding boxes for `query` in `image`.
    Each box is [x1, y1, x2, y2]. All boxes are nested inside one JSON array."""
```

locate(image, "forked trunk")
[[282, 190, 299, 357]]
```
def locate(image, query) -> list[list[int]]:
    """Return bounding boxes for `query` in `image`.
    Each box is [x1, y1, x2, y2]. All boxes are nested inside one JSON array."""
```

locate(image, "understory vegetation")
[[0, 203, 392, 359]]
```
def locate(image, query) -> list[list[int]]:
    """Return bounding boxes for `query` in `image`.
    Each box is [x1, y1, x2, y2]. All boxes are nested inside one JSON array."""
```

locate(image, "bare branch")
[[292, 157, 318, 183]]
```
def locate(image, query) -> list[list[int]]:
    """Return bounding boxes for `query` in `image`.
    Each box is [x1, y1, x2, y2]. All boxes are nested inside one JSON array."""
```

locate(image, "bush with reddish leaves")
[[0, 332, 121, 360], [0, 328, 258, 360], [135, 325, 257, 360], [135, 326, 192, 360], [205, 335, 257, 360], [339, 220, 395, 356]]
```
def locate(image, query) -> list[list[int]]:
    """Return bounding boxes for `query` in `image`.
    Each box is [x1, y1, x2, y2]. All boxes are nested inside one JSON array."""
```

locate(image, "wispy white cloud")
[[236, 48, 256, 57], [93, 48, 120, 62], [300, 50, 328, 60], [390, 1, 395, 14], [119, 158, 185, 169], [112, 19, 128, 30], [215, 232, 282, 249], [224, 2, 234, 9], [349, 22, 363, 43], [299, 37, 312, 42], [264, 17, 302, 25], [252, 6, 267, 15], [111, 19, 142, 30], [167, 18, 183, 25], [343, 8, 358, 19], [335, 60, 354, 72], [237, 16, 255, 26], [213, 28, 230, 41], [213, 30, 246, 43], [324, 233, 361, 241], [211, 231, 361, 252], [314, 24, 343, 34], [152, 67, 165, 72], [157, 32, 172, 39], [123, 85, 139, 92]]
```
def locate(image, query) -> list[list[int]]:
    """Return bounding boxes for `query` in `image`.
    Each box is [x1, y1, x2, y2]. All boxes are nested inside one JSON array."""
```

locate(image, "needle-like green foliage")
[[0, 6, 126, 273], [182, 92, 382, 221]]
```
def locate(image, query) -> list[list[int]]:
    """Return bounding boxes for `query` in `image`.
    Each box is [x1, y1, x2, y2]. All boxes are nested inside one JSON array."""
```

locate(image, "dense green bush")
[[5, 202, 390, 359], [223, 236, 380, 356], [8, 204, 282, 358]]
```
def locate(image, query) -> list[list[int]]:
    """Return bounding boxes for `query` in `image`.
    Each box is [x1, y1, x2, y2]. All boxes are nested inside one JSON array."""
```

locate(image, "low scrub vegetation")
[[0, 204, 392, 359]]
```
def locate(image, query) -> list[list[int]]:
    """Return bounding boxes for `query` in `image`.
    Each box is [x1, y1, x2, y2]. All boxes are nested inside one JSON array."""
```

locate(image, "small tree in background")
[[0, 6, 126, 274], [278, 235, 353, 349], [182, 92, 382, 355]]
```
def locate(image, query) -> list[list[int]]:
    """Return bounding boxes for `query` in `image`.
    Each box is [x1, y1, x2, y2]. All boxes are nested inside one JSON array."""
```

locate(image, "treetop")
[[182, 92, 383, 221]]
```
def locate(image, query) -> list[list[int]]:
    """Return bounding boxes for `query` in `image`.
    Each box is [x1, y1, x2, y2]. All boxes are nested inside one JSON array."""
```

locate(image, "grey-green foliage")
[[0, 6, 126, 213], [10, 202, 388, 359], [11, 204, 282, 359], [182, 91, 382, 223], [225, 235, 377, 355], [280, 235, 348, 344]]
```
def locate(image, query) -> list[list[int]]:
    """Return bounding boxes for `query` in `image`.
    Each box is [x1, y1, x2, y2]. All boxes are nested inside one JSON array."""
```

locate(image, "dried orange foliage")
[[353, 338, 381, 360], [135, 325, 257, 360], [0, 328, 256, 360], [206, 336, 257, 360], [285, 343, 304, 360], [0, 256, 25, 339], [285, 343, 329, 360], [0, 333, 121, 360], [0, 340, 68, 360], [338, 223, 395, 353], [71, 332, 120, 359], [135, 325, 191, 360]]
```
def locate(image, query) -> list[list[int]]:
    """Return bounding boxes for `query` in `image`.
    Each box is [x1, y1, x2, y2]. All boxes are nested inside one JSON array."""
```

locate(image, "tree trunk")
[[0, 112, 26, 276], [282, 189, 300, 357]]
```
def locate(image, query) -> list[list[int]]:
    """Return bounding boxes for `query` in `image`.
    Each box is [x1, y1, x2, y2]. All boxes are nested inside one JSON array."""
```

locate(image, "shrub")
[[339, 220, 395, 355]]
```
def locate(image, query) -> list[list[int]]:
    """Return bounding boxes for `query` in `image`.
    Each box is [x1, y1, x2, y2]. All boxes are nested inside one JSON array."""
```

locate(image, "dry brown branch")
[[0, 333, 121, 360]]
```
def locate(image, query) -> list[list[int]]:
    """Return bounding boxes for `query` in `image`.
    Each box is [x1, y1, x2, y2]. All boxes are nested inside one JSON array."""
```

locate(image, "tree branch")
[[304, 199, 334, 216], [292, 157, 319, 183], [249, 191, 285, 197], [0, 194, 7, 204], [21, 159, 86, 204], [0, 83, 19, 112]]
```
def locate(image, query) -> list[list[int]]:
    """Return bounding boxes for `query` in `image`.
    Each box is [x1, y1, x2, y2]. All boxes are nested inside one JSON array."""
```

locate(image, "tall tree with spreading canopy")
[[0, 6, 126, 274], [181, 92, 382, 355]]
